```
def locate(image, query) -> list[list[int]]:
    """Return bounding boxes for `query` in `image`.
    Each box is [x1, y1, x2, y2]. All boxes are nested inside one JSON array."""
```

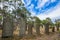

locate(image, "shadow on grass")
[[0, 35, 36, 40]]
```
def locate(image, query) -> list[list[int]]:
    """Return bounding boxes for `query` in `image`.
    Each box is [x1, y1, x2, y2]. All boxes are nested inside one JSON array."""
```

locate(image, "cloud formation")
[[22, 0, 60, 21], [37, 7, 60, 20], [36, 0, 49, 9]]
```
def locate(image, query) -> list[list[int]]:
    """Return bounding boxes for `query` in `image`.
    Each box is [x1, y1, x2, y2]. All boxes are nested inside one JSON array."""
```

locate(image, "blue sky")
[[0, 0, 60, 22], [22, 0, 60, 22]]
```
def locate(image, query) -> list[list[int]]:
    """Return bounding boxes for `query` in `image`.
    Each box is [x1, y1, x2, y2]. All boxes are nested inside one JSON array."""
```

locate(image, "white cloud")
[[51, 0, 56, 2], [36, 0, 49, 9], [22, 0, 60, 21], [22, 0, 35, 16], [22, 3, 35, 16], [36, 0, 56, 9], [26, 4, 36, 16], [22, 0, 31, 7], [30, 11, 36, 16], [28, 4, 34, 9], [0, 3, 3, 9], [21, 0, 25, 4], [36, 6, 60, 20]]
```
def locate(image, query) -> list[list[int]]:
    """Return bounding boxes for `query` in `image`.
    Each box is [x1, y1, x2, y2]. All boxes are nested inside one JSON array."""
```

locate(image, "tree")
[[14, 0, 31, 37], [42, 18, 51, 34], [33, 16, 41, 35], [2, 13, 14, 38], [50, 22, 55, 32], [27, 20, 33, 35], [52, 25, 55, 32], [55, 19, 60, 31], [1, 0, 14, 38], [0, 9, 3, 29]]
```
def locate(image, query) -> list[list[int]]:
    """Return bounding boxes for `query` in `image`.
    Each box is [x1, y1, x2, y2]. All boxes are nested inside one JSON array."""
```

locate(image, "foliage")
[[0, 16, 2, 20], [42, 18, 52, 25], [33, 16, 42, 26]]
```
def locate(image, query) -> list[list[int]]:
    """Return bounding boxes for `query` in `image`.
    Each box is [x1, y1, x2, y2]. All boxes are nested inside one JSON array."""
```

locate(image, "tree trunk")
[[2, 15, 14, 38], [57, 24, 59, 31], [45, 23, 49, 35], [19, 18, 26, 37], [25, 22, 27, 31], [28, 23, 33, 35], [36, 24, 40, 35], [52, 27, 55, 32]]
